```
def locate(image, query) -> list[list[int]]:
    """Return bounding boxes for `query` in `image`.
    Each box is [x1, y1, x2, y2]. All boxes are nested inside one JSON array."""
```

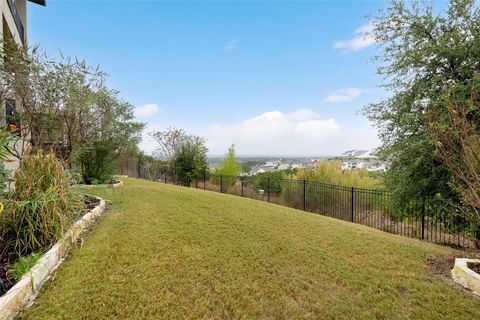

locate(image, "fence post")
[[421, 200, 425, 240], [220, 174, 223, 193], [241, 176, 244, 197], [351, 187, 354, 222], [164, 165, 167, 184], [267, 177, 270, 202], [137, 159, 141, 178], [203, 171, 206, 190], [303, 180, 306, 211]]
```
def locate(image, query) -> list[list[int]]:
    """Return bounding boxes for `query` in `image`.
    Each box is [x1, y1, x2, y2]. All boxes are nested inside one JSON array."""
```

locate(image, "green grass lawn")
[[20, 178, 480, 319]]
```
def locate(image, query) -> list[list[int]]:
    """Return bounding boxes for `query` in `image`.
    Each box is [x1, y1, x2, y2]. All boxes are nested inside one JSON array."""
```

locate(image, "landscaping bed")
[[0, 195, 101, 295], [0, 196, 106, 320]]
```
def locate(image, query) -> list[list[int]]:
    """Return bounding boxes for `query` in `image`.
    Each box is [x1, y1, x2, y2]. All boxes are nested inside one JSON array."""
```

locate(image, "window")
[[6, 99, 21, 136]]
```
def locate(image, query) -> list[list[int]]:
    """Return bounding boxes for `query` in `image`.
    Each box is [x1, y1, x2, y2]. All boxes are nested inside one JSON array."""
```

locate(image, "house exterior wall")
[[1, 0, 28, 172], [1, 0, 27, 45]]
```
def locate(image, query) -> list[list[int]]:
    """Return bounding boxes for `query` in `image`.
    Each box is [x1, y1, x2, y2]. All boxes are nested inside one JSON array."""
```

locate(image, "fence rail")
[[121, 163, 479, 249]]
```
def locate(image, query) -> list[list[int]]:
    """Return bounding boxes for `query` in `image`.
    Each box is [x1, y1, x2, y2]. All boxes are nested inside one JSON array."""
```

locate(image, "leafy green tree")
[[91, 89, 144, 155], [151, 127, 189, 164], [427, 78, 480, 233], [364, 0, 480, 210], [253, 171, 284, 194], [151, 127, 208, 184], [218, 144, 241, 177], [173, 136, 208, 186], [131, 152, 166, 181], [0, 39, 144, 164]]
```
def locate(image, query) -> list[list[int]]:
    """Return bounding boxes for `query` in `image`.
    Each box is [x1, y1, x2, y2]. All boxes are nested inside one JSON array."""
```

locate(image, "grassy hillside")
[[21, 178, 480, 319]]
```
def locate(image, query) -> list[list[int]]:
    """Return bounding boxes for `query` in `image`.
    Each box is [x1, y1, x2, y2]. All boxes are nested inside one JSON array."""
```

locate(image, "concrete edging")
[[107, 180, 124, 188], [79, 180, 123, 189], [0, 197, 106, 320], [451, 258, 480, 296]]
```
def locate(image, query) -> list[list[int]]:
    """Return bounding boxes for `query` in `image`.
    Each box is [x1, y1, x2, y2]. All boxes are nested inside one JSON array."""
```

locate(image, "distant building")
[[366, 162, 389, 173], [356, 149, 379, 159], [342, 150, 360, 158], [291, 163, 305, 170], [248, 167, 261, 175], [264, 161, 278, 167], [341, 161, 365, 170], [341, 149, 378, 159], [341, 160, 389, 172]]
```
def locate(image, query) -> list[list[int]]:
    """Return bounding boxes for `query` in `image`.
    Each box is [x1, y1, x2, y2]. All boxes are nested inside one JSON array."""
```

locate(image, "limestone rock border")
[[0, 197, 106, 320], [80, 180, 123, 189], [107, 180, 124, 188], [451, 258, 480, 296]]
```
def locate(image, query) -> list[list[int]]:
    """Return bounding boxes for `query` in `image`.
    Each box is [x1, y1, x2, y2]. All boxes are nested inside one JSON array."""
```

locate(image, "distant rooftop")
[[341, 149, 378, 159]]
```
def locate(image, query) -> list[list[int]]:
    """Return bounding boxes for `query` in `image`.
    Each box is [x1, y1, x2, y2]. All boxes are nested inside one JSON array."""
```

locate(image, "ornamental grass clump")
[[76, 141, 115, 185], [0, 151, 85, 255]]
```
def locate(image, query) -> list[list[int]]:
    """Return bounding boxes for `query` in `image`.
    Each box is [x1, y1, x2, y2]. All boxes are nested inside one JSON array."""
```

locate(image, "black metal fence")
[[132, 164, 479, 249]]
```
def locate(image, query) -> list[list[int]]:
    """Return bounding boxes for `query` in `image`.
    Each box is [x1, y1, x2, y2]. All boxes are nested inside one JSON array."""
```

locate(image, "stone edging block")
[[451, 258, 480, 296], [107, 180, 124, 188], [0, 197, 106, 320]]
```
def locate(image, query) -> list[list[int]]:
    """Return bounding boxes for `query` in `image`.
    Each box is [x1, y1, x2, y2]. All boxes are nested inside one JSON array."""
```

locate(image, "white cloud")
[[135, 103, 162, 117], [333, 23, 375, 52], [138, 130, 156, 154], [287, 109, 320, 121], [225, 38, 238, 51], [205, 109, 343, 155], [137, 109, 380, 157], [322, 87, 365, 103]]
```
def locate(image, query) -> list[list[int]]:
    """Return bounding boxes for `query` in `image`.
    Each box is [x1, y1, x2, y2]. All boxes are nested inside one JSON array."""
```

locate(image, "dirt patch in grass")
[[425, 254, 456, 279], [426, 248, 480, 277], [424, 248, 480, 301]]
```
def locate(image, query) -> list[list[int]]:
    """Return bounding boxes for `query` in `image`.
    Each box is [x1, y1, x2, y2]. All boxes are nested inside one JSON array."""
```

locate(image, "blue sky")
[[29, 0, 389, 156]]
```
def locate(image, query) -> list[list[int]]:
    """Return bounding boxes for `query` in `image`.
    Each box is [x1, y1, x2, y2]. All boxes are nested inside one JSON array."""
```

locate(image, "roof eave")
[[28, 0, 46, 6]]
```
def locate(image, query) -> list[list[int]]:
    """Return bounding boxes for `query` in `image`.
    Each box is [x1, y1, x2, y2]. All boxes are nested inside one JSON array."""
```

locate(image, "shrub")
[[217, 144, 241, 177], [0, 162, 10, 192], [76, 141, 115, 184], [0, 126, 17, 192], [9, 252, 43, 282], [281, 161, 384, 213], [0, 151, 85, 255], [173, 138, 208, 186], [87, 178, 99, 185], [66, 169, 83, 185], [292, 160, 382, 189], [253, 172, 284, 194]]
